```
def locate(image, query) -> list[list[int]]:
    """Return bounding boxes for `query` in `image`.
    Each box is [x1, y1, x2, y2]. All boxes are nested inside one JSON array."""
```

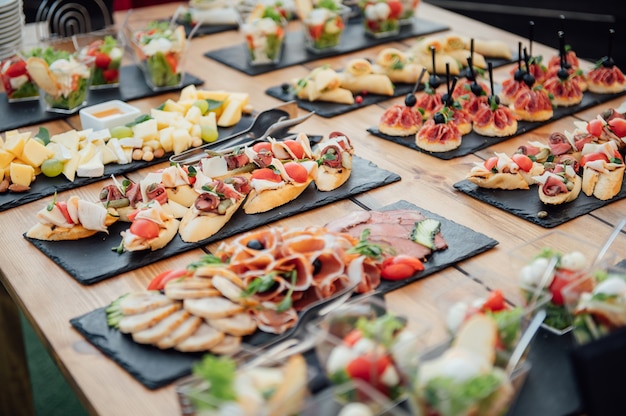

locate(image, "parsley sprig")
[[347, 229, 390, 260]]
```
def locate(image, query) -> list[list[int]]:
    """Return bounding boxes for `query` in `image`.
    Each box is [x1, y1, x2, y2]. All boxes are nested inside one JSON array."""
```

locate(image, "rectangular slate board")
[[453, 177, 626, 228], [25, 156, 401, 285], [204, 18, 449, 76], [0, 112, 255, 212], [69, 199, 498, 389], [366, 89, 626, 160], [0, 66, 204, 131]]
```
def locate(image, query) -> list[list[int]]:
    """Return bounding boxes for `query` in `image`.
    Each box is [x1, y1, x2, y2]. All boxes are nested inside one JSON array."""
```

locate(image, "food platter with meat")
[[70, 200, 497, 389]]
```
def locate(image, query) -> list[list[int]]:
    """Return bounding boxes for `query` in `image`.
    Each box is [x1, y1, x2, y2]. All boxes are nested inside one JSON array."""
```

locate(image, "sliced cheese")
[[4, 132, 29, 157], [50, 130, 80, 153], [132, 118, 158, 141], [10, 162, 35, 187], [76, 152, 104, 178], [21, 139, 54, 167], [0, 149, 16, 169]]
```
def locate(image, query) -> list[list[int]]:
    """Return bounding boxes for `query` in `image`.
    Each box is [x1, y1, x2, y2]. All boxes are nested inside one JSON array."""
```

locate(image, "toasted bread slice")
[[26, 57, 59, 96]]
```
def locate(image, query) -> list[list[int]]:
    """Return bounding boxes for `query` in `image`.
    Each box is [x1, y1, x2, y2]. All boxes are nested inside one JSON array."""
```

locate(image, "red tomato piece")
[[251, 168, 282, 182], [147, 269, 189, 291], [130, 218, 160, 239], [284, 162, 308, 183], [549, 271, 574, 306], [381, 263, 415, 280], [56, 201, 74, 224], [387, 0, 403, 19], [308, 24, 324, 40], [579, 152, 609, 167], [511, 154, 534, 172], [346, 353, 391, 385], [94, 53, 111, 69], [484, 156, 499, 171], [482, 289, 506, 312], [252, 142, 272, 153], [103, 69, 119, 82], [609, 118, 626, 138], [165, 53, 178, 73], [5, 60, 27, 77], [342, 329, 363, 347], [586, 119, 604, 137], [284, 140, 305, 159]]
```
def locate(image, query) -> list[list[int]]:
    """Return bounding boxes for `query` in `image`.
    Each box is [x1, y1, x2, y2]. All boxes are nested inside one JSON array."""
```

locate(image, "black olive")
[[470, 82, 484, 97], [405, 93, 417, 107], [281, 82, 290, 92], [433, 112, 445, 124], [441, 92, 451, 105], [602, 56, 615, 68], [523, 72, 535, 87], [513, 68, 526, 82], [429, 74, 442, 89], [563, 61, 572, 70], [490, 94, 500, 105], [312, 258, 322, 275], [246, 239, 264, 250], [557, 67, 569, 81]]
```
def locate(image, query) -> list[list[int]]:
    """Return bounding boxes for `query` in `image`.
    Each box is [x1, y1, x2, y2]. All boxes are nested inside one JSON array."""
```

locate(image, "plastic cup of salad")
[[303, 6, 345, 53], [75, 31, 124, 89], [1, 50, 40, 102], [126, 21, 187, 91], [240, 5, 287, 66], [361, 0, 403, 38], [398, 0, 420, 25]]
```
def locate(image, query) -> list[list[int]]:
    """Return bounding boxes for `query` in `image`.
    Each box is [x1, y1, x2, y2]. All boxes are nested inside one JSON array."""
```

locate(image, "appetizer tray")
[[367, 89, 626, 160], [0, 66, 204, 132], [204, 18, 449, 76], [69, 200, 498, 389], [0, 113, 255, 213], [24, 156, 401, 285], [453, 177, 626, 228]]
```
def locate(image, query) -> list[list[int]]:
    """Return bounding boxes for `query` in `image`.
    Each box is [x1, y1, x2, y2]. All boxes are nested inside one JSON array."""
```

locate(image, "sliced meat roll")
[[184, 297, 244, 319], [119, 291, 176, 315], [175, 322, 225, 352], [132, 309, 190, 344], [156, 315, 203, 350], [209, 312, 257, 336], [118, 302, 182, 334]]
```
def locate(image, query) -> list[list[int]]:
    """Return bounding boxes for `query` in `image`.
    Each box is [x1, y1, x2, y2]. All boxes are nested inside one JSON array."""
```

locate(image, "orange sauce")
[[91, 107, 123, 118]]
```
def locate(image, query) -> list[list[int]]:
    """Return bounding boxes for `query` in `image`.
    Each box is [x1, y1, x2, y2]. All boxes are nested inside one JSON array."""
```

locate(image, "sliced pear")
[[26, 57, 60, 96]]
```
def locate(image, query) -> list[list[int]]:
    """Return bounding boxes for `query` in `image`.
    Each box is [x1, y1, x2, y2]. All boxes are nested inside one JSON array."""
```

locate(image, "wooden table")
[[2, 2, 625, 415]]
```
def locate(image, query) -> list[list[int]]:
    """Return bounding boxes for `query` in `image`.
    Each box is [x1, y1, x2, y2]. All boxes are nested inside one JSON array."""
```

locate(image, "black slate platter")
[[0, 66, 204, 131], [204, 18, 449, 76], [266, 81, 424, 118], [69, 199, 497, 389], [0, 113, 255, 213], [366, 89, 626, 160], [453, 178, 626, 228], [24, 156, 400, 285]]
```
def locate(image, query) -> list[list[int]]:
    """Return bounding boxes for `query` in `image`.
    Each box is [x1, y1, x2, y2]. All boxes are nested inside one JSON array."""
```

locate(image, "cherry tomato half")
[[586, 119, 604, 137], [284, 140, 305, 159], [130, 218, 160, 239], [284, 162, 308, 183], [511, 153, 534, 172], [579, 152, 609, 167], [147, 268, 189, 291], [251, 167, 282, 182], [484, 156, 499, 171], [252, 142, 272, 153], [482, 289, 506, 312], [609, 118, 626, 137]]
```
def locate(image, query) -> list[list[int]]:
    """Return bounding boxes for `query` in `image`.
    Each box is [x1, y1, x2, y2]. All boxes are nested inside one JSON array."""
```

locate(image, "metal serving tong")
[[169, 101, 314, 165]]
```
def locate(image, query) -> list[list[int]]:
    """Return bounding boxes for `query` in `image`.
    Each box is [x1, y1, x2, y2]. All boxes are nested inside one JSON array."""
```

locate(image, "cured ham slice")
[[587, 65, 626, 94], [378, 104, 422, 137], [252, 305, 298, 334], [543, 76, 583, 107], [473, 104, 518, 137], [512, 88, 553, 122]]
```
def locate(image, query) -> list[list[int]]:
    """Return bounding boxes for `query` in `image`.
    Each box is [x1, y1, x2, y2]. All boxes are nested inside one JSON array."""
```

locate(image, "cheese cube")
[[151, 109, 183, 129], [100, 144, 118, 164], [162, 99, 186, 113], [132, 118, 158, 141], [159, 127, 174, 153], [21, 139, 54, 167], [62, 153, 80, 182], [172, 128, 192, 155], [195, 90, 230, 101], [179, 84, 198, 101], [78, 142, 98, 165], [0, 149, 16, 169], [4, 132, 30, 157], [106, 139, 130, 164], [9, 162, 35, 187], [50, 130, 80, 153], [185, 105, 202, 124], [217, 99, 243, 127]]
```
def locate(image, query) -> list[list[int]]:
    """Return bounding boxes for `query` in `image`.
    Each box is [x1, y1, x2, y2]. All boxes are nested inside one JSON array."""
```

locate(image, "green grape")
[[110, 125, 133, 139], [193, 99, 209, 115], [200, 124, 218, 143], [41, 158, 64, 177]]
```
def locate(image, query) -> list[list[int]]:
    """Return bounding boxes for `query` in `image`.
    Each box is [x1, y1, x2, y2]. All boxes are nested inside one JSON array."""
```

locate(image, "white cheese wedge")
[[201, 155, 228, 178], [76, 152, 104, 178]]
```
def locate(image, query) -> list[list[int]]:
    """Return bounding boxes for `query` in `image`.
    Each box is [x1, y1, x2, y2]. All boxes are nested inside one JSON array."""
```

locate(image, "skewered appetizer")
[[415, 107, 462, 152], [587, 29, 626, 94]]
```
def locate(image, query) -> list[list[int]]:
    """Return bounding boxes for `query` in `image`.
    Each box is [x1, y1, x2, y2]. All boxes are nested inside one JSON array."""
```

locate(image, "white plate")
[[0, 0, 18, 14], [0, 8, 19, 21]]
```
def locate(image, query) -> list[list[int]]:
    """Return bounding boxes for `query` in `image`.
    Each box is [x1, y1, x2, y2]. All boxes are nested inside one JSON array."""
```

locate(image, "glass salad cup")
[[124, 20, 187, 91], [433, 276, 550, 369], [73, 29, 125, 89], [240, 12, 287, 66], [562, 220, 626, 345], [398, 0, 420, 25], [0, 49, 40, 102], [176, 352, 314, 416], [507, 230, 604, 335], [360, 0, 402, 38], [311, 294, 432, 403], [303, 7, 345, 53]]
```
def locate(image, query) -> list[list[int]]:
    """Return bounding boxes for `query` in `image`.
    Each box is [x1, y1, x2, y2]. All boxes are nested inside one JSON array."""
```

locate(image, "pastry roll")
[[463, 37, 512, 60], [340, 73, 394, 96], [345, 58, 373, 76]]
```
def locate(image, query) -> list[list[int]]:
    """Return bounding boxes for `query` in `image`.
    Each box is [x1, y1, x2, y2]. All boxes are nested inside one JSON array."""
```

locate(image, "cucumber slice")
[[411, 218, 441, 249]]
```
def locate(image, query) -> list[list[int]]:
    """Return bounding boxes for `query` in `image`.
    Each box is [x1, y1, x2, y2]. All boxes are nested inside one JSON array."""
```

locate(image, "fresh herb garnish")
[[347, 229, 389, 260], [277, 270, 297, 312]]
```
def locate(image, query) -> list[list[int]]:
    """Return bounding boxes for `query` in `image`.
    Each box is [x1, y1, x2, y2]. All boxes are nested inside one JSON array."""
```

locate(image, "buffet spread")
[[2, 1, 626, 416]]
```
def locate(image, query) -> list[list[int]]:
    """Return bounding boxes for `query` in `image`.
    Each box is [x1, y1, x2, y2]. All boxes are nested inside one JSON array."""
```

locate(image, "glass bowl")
[[1, 49, 40, 102], [311, 294, 431, 402], [73, 29, 125, 89], [303, 7, 345, 53], [240, 10, 287, 66], [507, 230, 603, 335], [176, 353, 314, 416], [124, 20, 187, 91]]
